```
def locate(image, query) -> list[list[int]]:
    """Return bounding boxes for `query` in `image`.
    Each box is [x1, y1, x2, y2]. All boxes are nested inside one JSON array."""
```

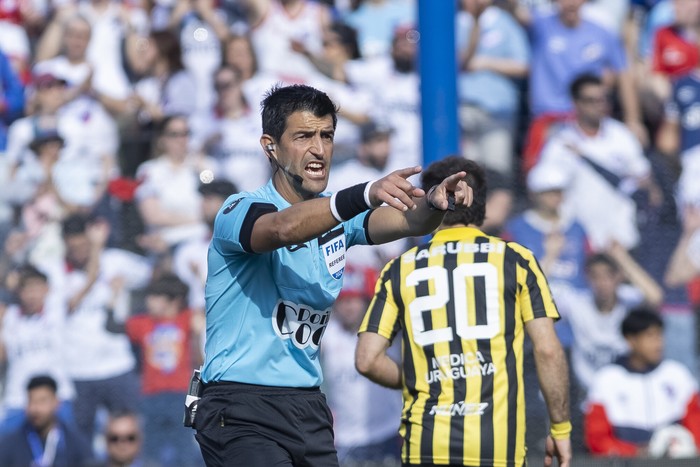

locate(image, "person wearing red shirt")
[[584, 308, 700, 458], [108, 273, 204, 466]]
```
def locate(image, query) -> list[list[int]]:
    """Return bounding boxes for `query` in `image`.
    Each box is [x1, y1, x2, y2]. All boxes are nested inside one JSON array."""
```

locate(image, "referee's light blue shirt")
[[202, 180, 372, 388]]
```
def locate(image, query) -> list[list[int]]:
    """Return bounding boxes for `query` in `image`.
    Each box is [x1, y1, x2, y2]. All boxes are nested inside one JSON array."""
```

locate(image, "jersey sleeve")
[[510, 243, 560, 323], [342, 210, 373, 247], [212, 194, 278, 254], [359, 258, 401, 341]]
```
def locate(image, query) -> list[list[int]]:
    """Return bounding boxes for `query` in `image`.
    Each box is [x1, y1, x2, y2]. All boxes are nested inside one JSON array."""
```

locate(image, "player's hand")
[[426, 171, 473, 211], [544, 435, 571, 467], [368, 166, 425, 212]]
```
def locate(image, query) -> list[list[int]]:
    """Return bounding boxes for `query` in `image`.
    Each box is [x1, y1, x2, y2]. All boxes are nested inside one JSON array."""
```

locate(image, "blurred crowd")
[[0, 0, 699, 465]]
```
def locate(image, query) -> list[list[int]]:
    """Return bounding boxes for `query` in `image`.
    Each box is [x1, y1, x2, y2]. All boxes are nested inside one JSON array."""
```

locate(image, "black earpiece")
[[266, 144, 275, 153]]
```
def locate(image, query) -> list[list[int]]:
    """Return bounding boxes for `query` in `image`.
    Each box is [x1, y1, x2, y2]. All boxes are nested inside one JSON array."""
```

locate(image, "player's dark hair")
[[621, 307, 664, 337], [421, 156, 486, 227], [61, 213, 90, 238], [27, 375, 58, 394], [570, 73, 603, 100], [16, 264, 48, 288], [261, 85, 339, 142], [584, 253, 619, 274]]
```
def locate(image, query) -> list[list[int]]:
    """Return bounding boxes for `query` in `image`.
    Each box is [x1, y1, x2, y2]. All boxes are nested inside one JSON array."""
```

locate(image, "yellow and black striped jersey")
[[359, 227, 560, 466]]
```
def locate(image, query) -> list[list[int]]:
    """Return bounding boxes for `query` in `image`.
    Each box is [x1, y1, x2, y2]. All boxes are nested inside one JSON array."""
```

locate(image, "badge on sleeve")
[[319, 228, 346, 280]]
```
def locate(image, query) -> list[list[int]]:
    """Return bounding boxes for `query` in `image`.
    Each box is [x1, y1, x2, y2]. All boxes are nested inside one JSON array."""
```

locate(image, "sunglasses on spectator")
[[107, 433, 139, 444], [163, 130, 191, 138]]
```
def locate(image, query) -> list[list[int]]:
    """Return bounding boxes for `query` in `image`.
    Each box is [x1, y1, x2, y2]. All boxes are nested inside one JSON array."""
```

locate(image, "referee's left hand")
[[427, 171, 472, 211]]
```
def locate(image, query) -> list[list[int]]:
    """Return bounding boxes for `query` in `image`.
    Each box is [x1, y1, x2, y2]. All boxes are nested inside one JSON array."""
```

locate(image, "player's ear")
[[260, 135, 275, 159]]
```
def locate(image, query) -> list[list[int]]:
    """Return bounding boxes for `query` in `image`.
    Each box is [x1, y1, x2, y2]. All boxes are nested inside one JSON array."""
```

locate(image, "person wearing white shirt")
[[558, 247, 663, 391], [190, 66, 269, 192], [173, 179, 238, 316], [0, 265, 74, 436], [537, 73, 661, 250], [135, 115, 213, 251], [36, 215, 153, 443]]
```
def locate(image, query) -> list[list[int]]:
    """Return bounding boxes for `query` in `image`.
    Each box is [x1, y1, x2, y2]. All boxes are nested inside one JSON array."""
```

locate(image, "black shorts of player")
[[194, 381, 338, 467]]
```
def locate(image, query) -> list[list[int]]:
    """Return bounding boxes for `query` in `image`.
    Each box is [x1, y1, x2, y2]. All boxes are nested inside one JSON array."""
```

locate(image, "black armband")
[[330, 182, 372, 222]]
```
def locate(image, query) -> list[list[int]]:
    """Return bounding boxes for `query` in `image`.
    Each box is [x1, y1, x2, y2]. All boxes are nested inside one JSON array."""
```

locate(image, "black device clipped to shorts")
[[183, 368, 203, 428]]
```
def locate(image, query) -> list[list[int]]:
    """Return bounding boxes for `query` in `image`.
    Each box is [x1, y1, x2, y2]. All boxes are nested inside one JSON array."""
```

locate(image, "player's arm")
[[526, 317, 572, 467], [366, 170, 472, 245], [355, 332, 402, 389]]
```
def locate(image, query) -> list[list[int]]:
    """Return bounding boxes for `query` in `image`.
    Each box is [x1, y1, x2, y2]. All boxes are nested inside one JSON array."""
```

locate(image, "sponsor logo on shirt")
[[429, 401, 489, 417], [272, 299, 331, 349]]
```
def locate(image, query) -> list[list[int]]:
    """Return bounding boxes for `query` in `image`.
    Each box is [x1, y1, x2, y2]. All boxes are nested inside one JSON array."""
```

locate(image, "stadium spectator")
[[657, 62, 700, 161], [167, 0, 229, 114], [358, 24, 421, 171], [190, 66, 268, 192], [342, 0, 415, 58], [664, 181, 700, 289], [559, 248, 663, 392], [134, 115, 214, 255], [321, 262, 402, 465], [221, 33, 278, 108], [33, 14, 120, 159], [536, 74, 660, 250], [457, 0, 530, 181], [584, 308, 700, 457], [101, 411, 144, 467], [0, 265, 74, 436], [133, 30, 198, 123], [479, 168, 515, 237], [35, 214, 152, 443], [503, 163, 588, 351], [106, 273, 203, 466], [5, 130, 67, 258], [649, 0, 700, 99], [0, 375, 93, 466], [356, 156, 572, 467], [507, 0, 644, 170], [34, 0, 147, 101], [173, 179, 238, 317], [241, 0, 332, 83]]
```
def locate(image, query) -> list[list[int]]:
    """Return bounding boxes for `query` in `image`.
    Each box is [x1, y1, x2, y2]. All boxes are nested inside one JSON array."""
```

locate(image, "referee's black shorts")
[[194, 381, 339, 467]]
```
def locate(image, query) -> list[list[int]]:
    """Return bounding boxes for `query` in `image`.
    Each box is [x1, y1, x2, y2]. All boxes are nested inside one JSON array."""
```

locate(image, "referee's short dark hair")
[[421, 156, 487, 227], [261, 85, 339, 142], [621, 307, 664, 337], [27, 375, 58, 394]]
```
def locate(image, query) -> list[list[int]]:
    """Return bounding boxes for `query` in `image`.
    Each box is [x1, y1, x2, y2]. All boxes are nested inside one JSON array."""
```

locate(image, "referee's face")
[[275, 111, 335, 202]]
